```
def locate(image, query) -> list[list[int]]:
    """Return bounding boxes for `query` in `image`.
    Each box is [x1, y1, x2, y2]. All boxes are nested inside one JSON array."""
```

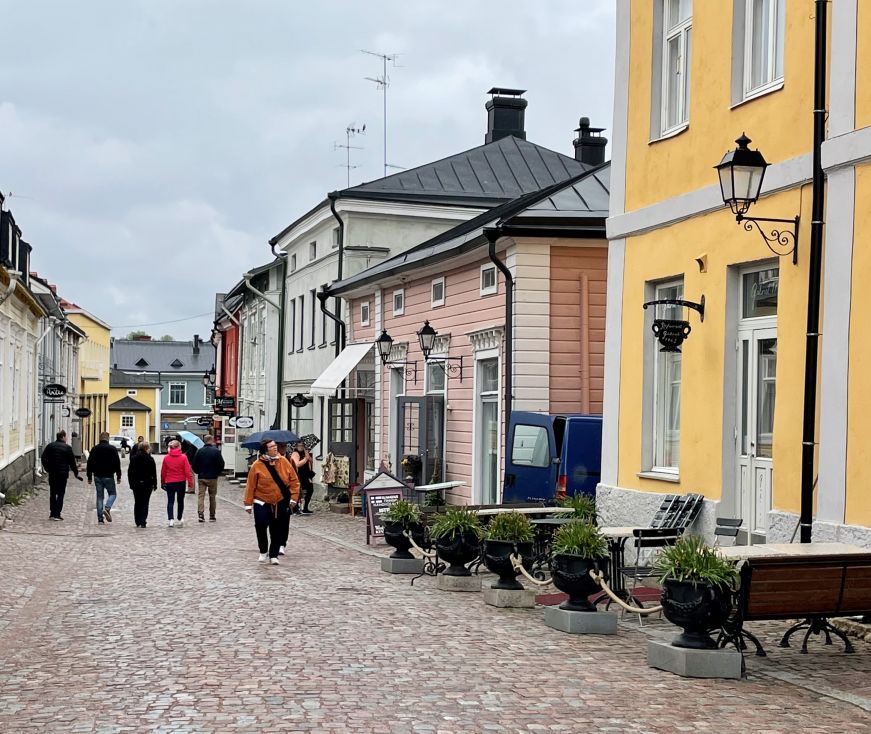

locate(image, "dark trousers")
[[301, 483, 313, 511], [132, 486, 152, 526], [253, 502, 282, 558], [48, 473, 68, 518], [165, 481, 186, 520]]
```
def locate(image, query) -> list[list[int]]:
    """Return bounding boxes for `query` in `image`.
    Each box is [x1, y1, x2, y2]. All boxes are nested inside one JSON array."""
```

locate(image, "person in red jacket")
[[160, 439, 193, 527]]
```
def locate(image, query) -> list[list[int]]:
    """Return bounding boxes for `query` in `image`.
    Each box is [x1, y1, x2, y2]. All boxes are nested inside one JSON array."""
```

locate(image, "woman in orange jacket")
[[244, 439, 300, 564]]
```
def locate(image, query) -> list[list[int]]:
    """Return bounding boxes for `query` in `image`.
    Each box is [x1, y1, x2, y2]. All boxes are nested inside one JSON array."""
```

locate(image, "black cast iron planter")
[[661, 578, 732, 649], [436, 530, 481, 576], [551, 554, 605, 612], [482, 539, 534, 590], [383, 520, 426, 560]]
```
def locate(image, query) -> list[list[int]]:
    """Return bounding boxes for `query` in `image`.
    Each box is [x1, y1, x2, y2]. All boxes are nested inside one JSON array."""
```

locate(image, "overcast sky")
[[0, 0, 615, 341]]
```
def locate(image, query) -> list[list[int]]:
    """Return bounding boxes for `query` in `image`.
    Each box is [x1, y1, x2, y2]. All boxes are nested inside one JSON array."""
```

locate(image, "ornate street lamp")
[[416, 320, 463, 381], [715, 133, 800, 263], [202, 366, 216, 389], [416, 320, 437, 361], [375, 329, 394, 365]]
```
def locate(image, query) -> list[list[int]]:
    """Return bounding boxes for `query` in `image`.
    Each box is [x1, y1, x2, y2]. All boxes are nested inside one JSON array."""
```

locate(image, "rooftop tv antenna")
[[362, 50, 399, 178], [334, 123, 366, 188]]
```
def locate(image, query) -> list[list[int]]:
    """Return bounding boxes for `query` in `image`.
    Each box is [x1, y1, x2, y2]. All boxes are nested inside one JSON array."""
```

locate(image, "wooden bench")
[[727, 553, 871, 655]]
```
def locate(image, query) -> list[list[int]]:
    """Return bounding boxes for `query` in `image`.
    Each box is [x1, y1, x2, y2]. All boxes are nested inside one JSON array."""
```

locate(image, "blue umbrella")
[[240, 431, 265, 450], [177, 430, 205, 449], [240, 429, 299, 450]]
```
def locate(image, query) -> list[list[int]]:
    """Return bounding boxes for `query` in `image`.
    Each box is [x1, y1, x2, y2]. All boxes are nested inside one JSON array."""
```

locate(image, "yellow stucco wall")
[[108, 386, 159, 442], [845, 163, 871, 525], [625, 1, 816, 212], [617, 187, 811, 513]]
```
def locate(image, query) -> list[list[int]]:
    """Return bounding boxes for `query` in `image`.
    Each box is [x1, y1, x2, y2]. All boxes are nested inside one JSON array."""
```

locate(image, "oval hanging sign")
[[289, 393, 311, 408], [74, 407, 92, 418], [233, 416, 255, 429], [43, 383, 67, 398]]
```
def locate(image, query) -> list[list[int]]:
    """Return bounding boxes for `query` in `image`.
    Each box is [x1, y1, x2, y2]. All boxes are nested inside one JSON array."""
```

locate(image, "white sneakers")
[[270, 557, 280, 565], [258, 553, 268, 563], [278, 546, 286, 556], [177, 518, 184, 527], [168, 519, 174, 528]]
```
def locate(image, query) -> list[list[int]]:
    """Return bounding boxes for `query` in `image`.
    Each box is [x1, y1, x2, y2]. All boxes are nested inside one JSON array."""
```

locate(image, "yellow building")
[[108, 371, 162, 449], [63, 304, 111, 452], [600, 1, 870, 543]]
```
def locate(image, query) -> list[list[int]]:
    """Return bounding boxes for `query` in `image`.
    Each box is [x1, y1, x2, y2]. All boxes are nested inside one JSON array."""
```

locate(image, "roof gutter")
[[484, 227, 513, 427]]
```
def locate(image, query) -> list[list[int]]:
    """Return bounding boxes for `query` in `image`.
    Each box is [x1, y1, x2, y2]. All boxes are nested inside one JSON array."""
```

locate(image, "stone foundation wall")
[[0, 451, 38, 527], [768, 510, 871, 546], [595, 483, 719, 539]]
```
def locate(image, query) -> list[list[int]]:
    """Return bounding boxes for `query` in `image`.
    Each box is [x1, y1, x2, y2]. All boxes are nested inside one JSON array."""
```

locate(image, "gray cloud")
[[0, 0, 615, 339]]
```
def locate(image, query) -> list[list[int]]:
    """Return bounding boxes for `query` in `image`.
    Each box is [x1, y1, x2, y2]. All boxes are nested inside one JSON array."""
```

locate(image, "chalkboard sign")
[[366, 488, 404, 543]]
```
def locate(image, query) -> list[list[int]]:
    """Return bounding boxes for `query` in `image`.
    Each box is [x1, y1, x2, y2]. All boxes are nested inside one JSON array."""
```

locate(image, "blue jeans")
[[164, 481, 186, 520], [94, 476, 117, 521]]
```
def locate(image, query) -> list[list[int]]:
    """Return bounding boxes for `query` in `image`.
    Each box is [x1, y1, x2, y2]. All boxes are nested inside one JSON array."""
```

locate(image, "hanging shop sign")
[[75, 407, 92, 418], [289, 393, 311, 409], [196, 416, 213, 427], [214, 396, 236, 409], [42, 383, 67, 398], [231, 416, 255, 429]]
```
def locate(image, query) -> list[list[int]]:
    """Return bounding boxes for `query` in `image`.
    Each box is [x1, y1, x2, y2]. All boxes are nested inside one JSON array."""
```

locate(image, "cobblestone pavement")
[[2, 467, 871, 733]]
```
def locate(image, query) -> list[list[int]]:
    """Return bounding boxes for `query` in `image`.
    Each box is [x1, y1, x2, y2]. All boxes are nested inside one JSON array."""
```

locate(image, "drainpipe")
[[328, 192, 346, 355], [317, 289, 346, 358], [799, 0, 827, 543], [484, 227, 513, 425]]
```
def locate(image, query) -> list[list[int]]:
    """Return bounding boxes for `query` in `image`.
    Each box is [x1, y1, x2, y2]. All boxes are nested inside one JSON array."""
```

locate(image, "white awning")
[[310, 343, 373, 397]]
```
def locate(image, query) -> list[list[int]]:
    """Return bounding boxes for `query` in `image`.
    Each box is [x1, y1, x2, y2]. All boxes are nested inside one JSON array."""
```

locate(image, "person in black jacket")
[[128, 441, 157, 528], [192, 435, 225, 522], [87, 432, 122, 525], [176, 434, 199, 494], [40, 430, 83, 520]]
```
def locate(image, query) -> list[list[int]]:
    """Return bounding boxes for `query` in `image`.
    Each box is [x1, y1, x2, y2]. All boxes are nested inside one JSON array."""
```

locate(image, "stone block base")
[[483, 587, 536, 608], [381, 556, 424, 574], [436, 574, 481, 592], [647, 640, 742, 679], [544, 607, 618, 634]]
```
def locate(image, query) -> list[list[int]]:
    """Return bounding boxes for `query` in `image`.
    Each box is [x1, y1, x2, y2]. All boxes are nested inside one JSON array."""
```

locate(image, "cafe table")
[[597, 526, 649, 603], [717, 541, 869, 560]]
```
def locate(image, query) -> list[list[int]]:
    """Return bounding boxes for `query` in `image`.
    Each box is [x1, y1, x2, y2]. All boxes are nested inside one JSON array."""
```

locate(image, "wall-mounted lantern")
[[715, 133, 800, 264], [375, 329, 417, 383], [416, 320, 463, 381], [202, 366, 216, 389], [642, 296, 705, 353]]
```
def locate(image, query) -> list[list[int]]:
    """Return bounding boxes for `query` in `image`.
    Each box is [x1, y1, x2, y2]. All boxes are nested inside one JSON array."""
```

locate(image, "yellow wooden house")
[[600, 1, 871, 544], [108, 371, 162, 449]]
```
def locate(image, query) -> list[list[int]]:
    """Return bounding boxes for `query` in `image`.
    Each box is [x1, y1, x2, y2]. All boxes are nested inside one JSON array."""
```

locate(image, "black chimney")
[[485, 88, 527, 144], [193, 334, 200, 354], [573, 117, 608, 165]]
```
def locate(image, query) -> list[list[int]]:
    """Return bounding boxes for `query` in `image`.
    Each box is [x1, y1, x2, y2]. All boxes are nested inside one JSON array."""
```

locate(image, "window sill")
[[308, 345, 315, 351], [731, 79, 784, 109], [479, 290, 498, 298], [637, 470, 680, 484], [649, 123, 688, 145], [319, 343, 327, 349]]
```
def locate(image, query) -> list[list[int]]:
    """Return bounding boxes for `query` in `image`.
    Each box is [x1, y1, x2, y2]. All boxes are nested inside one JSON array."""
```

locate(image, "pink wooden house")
[[324, 163, 610, 504]]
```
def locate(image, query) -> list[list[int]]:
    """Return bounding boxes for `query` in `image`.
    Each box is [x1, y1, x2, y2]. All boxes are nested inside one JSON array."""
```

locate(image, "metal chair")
[[713, 517, 742, 547], [618, 527, 682, 625]]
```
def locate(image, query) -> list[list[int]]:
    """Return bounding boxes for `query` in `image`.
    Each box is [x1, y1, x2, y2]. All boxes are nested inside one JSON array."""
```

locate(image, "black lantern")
[[375, 329, 394, 365], [715, 134, 768, 216], [202, 366, 216, 388], [417, 320, 437, 361], [715, 133, 800, 263]]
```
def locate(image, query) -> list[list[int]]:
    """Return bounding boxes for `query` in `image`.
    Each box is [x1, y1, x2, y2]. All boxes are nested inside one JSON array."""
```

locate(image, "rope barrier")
[[509, 554, 664, 615], [403, 530, 438, 559]]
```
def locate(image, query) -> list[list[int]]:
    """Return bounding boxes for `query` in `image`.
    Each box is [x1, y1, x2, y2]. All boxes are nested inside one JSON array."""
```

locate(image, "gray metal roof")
[[112, 339, 215, 373], [329, 162, 610, 296], [343, 135, 587, 206], [109, 370, 163, 388], [108, 396, 151, 412]]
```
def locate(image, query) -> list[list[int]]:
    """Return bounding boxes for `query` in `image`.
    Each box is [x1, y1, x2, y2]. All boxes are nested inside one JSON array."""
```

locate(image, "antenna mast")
[[334, 123, 365, 188], [362, 50, 398, 178]]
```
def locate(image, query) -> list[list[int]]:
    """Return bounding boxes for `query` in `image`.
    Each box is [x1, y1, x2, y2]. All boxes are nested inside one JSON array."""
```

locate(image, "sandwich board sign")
[[360, 470, 412, 545]]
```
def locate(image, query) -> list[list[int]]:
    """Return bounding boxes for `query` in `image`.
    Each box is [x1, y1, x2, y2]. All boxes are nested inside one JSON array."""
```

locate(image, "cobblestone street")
[[2, 472, 871, 733]]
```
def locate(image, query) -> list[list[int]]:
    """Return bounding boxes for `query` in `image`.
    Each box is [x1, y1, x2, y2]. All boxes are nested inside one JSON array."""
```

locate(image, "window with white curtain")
[[661, 0, 692, 135]]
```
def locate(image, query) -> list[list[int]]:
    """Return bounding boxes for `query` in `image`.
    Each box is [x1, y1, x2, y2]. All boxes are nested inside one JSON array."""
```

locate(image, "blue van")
[[502, 412, 602, 504]]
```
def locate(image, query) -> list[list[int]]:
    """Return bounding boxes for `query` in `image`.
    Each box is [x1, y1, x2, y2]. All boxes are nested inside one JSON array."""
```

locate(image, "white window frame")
[[650, 280, 684, 474], [168, 382, 186, 406], [742, 0, 785, 101], [121, 414, 135, 430], [425, 362, 446, 395], [127, 389, 138, 396], [659, 0, 692, 137], [480, 264, 498, 296], [290, 253, 297, 272], [431, 277, 445, 308], [360, 302, 370, 327], [331, 227, 340, 249], [393, 289, 405, 316], [309, 241, 317, 261]]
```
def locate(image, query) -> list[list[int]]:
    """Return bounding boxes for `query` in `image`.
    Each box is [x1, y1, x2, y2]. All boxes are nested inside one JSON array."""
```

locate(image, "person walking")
[[192, 435, 225, 523], [87, 432, 122, 525], [161, 439, 193, 527], [128, 441, 157, 528], [244, 439, 299, 565], [40, 429, 83, 520], [129, 436, 146, 460], [290, 440, 315, 515], [176, 434, 199, 494], [273, 442, 300, 556]]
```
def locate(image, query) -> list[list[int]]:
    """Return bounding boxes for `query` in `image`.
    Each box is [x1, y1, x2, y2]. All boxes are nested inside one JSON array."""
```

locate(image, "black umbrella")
[[299, 434, 320, 451]]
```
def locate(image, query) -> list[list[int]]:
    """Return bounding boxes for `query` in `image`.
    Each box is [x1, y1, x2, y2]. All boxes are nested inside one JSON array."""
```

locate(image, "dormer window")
[[135, 358, 149, 368], [171, 359, 184, 368]]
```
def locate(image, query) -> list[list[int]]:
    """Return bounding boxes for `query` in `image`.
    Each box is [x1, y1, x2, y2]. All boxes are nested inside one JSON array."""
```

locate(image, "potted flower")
[[557, 494, 597, 523], [550, 520, 609, 612], [382, 499, 426, 560], [400, 454, 423, 484], [482, 512, 535, 590], [654, 535, 739, 649], [430, 507, 483, 577]]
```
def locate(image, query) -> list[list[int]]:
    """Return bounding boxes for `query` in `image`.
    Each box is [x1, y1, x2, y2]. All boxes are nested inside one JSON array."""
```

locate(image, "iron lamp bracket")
[[642, 296, 705, 323], [386, 360, 418, 385], [735, 214, 800, 265], [426, 356, 463, 382]]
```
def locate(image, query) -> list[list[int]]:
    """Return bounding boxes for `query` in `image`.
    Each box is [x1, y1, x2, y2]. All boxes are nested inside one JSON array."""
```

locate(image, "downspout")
[[328, 192, 346, 355], [34, 316, 59, 477], [485, 227, 513, 425], [799, 0, 827, 543], [317, 289, 346, 358]]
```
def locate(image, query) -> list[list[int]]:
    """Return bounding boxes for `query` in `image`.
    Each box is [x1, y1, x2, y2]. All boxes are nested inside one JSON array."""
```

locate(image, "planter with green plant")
[[431, 507, 483, 576], [557, 494, 597, 523], [481, 512, 535, 590], [549, 520, 609, 612], [654, 535, 739, 649], [382, 499, 426, 560]]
